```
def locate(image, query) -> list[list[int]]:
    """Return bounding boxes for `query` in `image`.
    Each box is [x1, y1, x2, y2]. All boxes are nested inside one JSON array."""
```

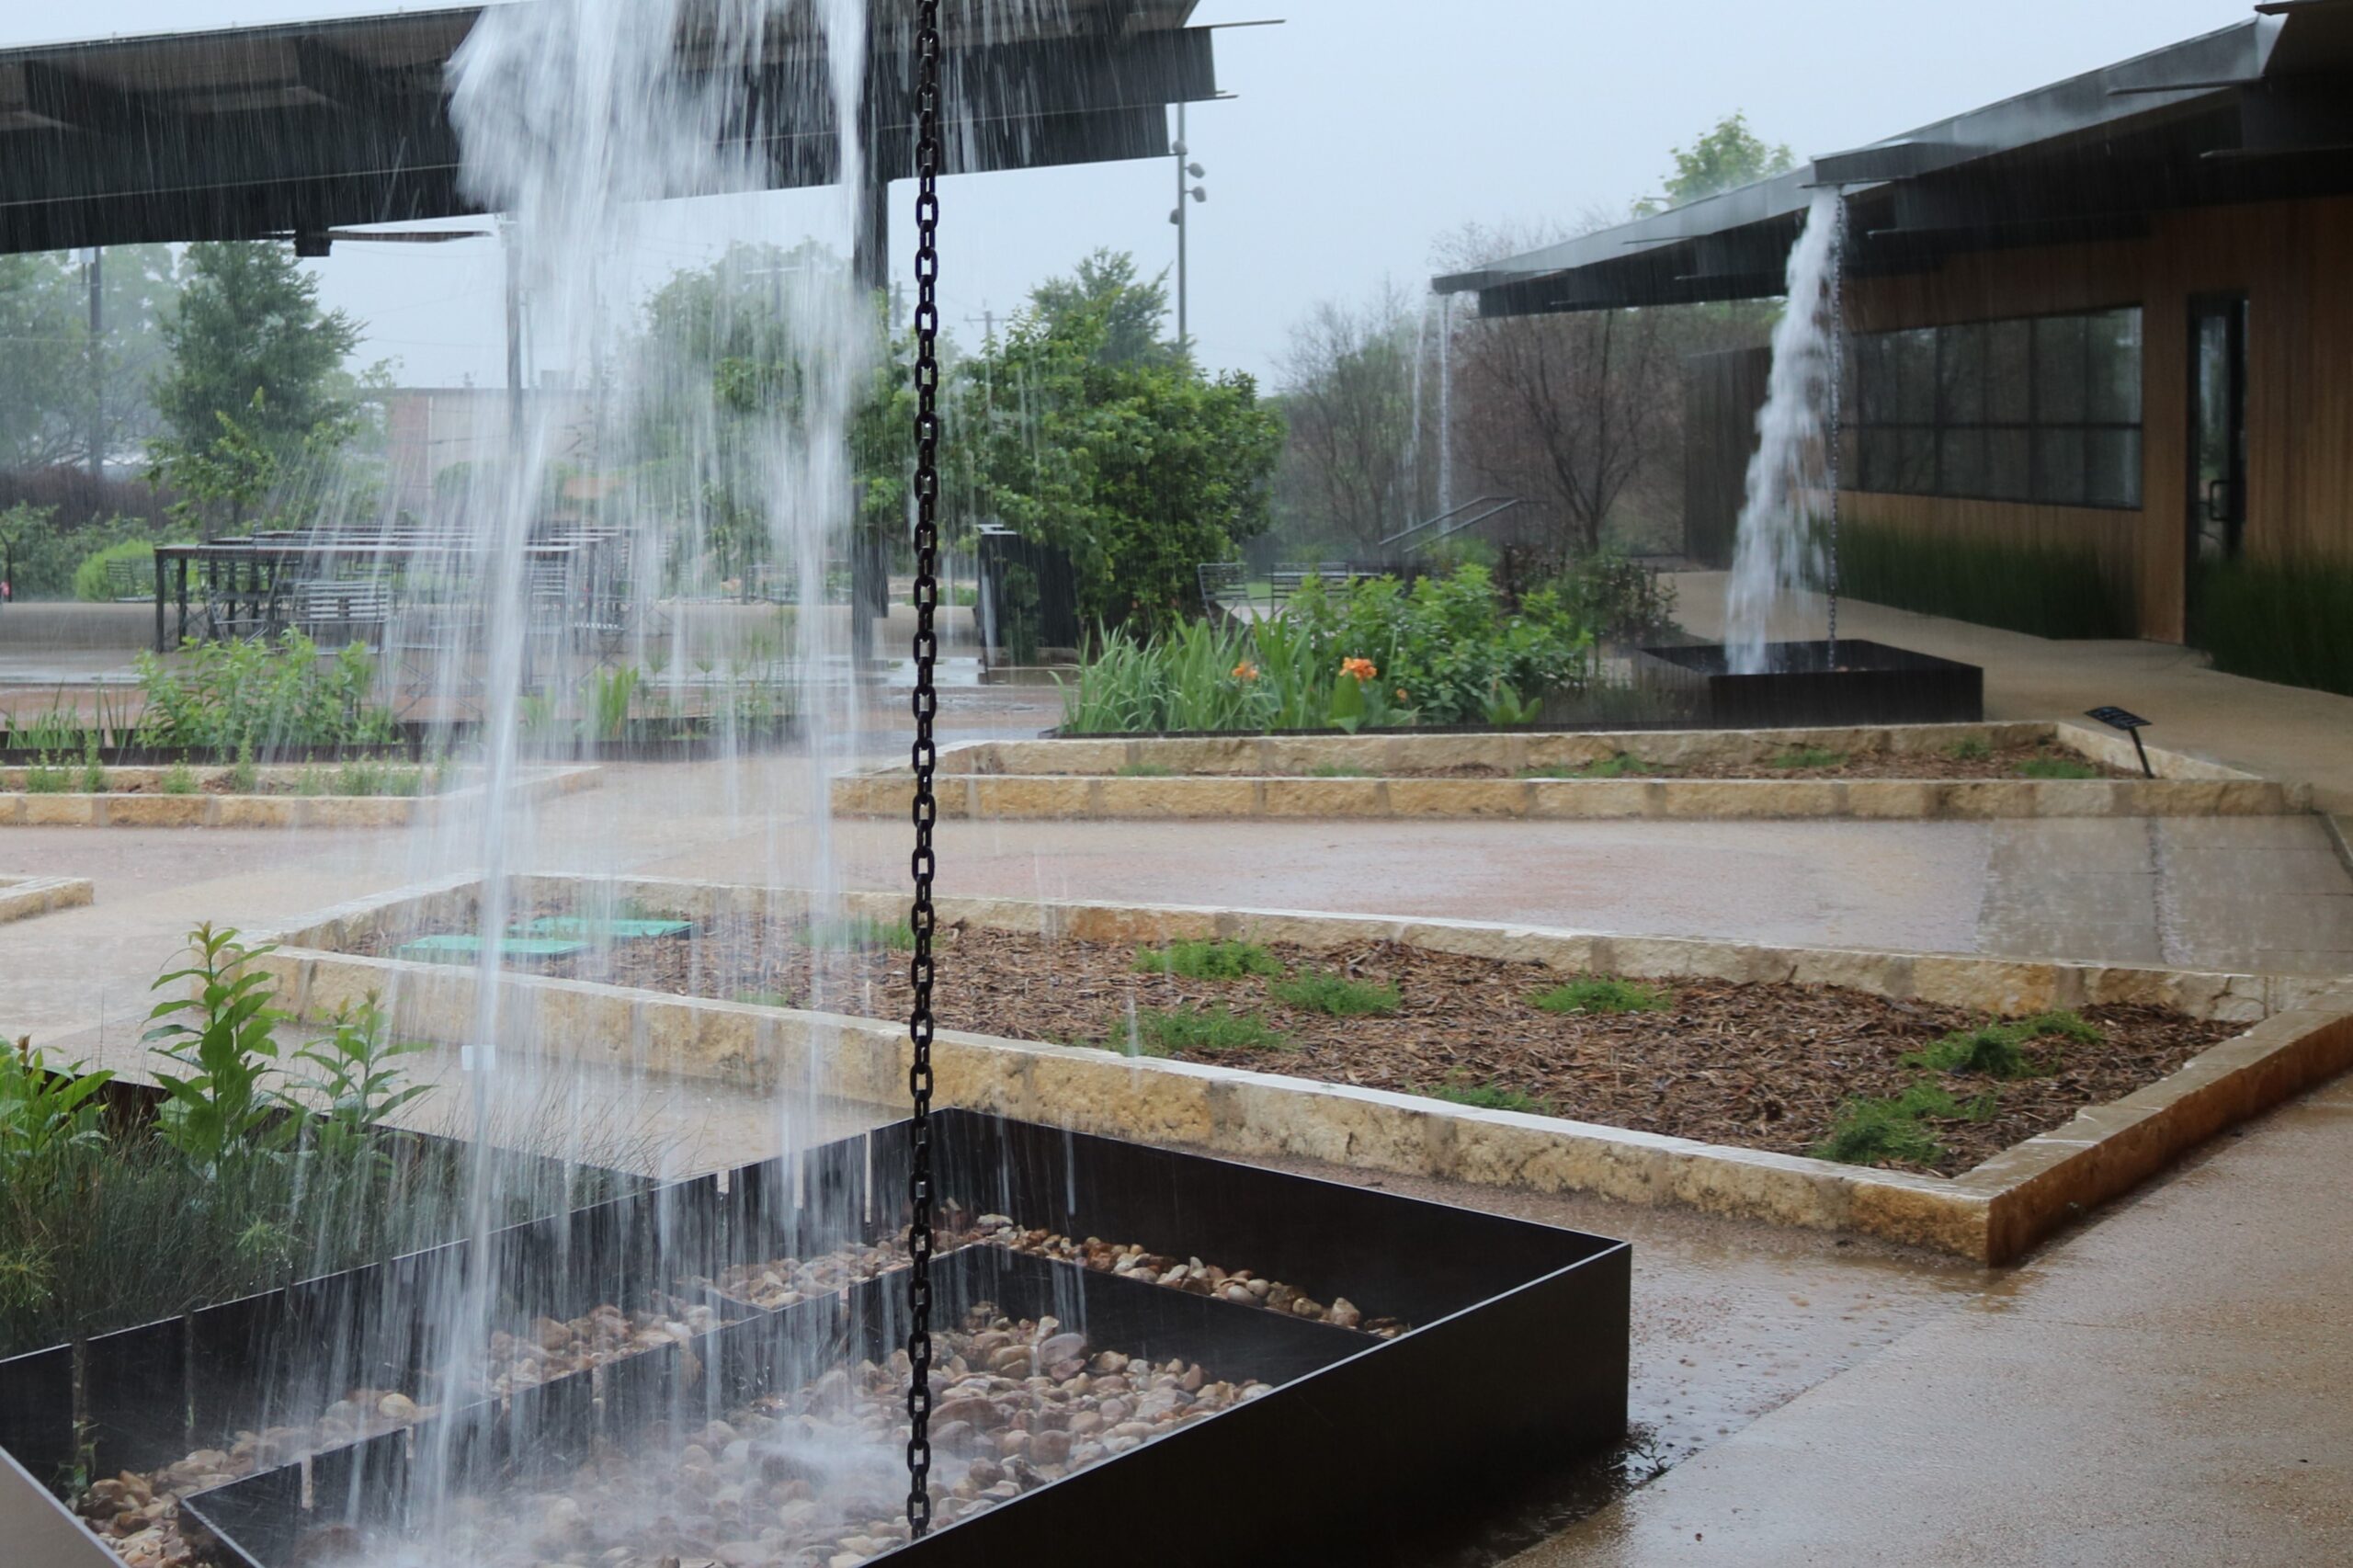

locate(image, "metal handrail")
[[1376, 494, 1521, 550]]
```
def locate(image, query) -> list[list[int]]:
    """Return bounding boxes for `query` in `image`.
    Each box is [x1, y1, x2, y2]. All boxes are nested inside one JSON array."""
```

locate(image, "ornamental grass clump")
[[1133, 939, 1281, 981]]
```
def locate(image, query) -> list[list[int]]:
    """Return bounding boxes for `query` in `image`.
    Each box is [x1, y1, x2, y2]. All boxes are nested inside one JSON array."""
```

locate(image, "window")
[[1842, 307, 2143, 508]]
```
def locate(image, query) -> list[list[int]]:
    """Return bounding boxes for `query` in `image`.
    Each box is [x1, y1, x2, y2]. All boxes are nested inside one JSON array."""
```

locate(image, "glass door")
[[2186, 294, 2246, 640]]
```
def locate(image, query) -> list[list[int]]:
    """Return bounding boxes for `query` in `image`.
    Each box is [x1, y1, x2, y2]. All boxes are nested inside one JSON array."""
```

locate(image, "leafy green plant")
[[70, 538, 160, 603], [22, 756, 70, 793], [588, 665, 642, 742], [288, 997, 431, 1164], [77, 737, 107, 795], [1769, 746, 1847, 770], [160, 761, 199, 795], [1947, 735, 1993, 761], [0, 1037, 114, 1180], [1904, 1012, 2101, 1079], [1423, 1075, 1552, 1115], [1530, 752, 1669, 780], [135, 631, 395, 753], [1532, 977, 1671, 1016], [1133, 1005, 1287, 1054], [1270, 971, 1400, 1017], [1133, 939, 1281, 981], [142, 924, 292, 1171], [335, 760, 387, 796], [1812, 1081, 1995, 1167], [2018, 756, 2101, 780], [229, 739, 259, 794]]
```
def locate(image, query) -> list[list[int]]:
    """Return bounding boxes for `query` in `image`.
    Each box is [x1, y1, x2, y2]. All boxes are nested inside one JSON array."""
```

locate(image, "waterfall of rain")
[[1723, 189, 1846, 676]]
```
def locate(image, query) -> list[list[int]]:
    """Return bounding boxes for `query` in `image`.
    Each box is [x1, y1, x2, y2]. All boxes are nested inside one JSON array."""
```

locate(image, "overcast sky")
[[11, 0, 2255, 388]]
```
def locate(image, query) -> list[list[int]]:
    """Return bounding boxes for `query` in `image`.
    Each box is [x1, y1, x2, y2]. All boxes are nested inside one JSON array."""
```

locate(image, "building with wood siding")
[[1437, 2, 2353, 657]]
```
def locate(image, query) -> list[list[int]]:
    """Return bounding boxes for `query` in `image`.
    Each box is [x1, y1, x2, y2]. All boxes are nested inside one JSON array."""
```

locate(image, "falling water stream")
[[1723, 190, 1846, 676]]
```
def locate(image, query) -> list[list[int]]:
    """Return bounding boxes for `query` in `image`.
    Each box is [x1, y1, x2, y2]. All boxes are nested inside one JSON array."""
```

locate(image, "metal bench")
[[290, 577, 393, 647]]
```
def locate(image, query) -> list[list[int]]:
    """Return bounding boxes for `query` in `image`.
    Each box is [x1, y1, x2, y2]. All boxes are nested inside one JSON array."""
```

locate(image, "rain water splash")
[[1724, 190, 1845, 676]]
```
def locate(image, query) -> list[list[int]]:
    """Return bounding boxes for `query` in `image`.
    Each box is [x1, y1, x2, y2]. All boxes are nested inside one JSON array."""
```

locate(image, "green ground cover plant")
[[1133, 938, 1281, 980], [1947, 736, 1992, 761], [1307, 762, 1375, 778], [801, 915, 916, 952], [1904, 1011, 2100, 1079], [160, 761, 199, 794], [1115, 762, 1176, 778], [1269, 971, 1401, 1017], [1131, 1005, 1288, 1055], [1813, 1081, 1996, 1167], [21, 757, 70, 793], [2017, 756, 2102, 780], [0, 926, 633, 1358], [1770, 745, 1847, 769], [1532, 977, 1672, 1016], [1421, 1075, 1553, 1115]]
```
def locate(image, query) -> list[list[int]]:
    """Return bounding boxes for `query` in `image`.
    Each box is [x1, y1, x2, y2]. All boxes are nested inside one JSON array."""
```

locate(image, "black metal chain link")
[[904, 0, 943, 1541]]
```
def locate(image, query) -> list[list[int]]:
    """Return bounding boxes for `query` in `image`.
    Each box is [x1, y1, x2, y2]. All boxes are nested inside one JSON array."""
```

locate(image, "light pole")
[[1168, 105, 1207, 353]]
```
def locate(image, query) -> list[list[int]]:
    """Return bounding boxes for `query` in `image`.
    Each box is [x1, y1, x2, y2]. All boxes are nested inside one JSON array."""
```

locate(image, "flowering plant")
[[1339, 656, 1379, 682]]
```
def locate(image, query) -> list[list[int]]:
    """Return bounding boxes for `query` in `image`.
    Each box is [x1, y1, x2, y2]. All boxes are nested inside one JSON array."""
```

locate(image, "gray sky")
[[13, 0, 2254, 388]]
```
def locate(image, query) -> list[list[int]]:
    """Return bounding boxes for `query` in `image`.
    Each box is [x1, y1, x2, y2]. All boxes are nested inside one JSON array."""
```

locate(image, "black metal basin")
[[1638, 638, 1984, 727]]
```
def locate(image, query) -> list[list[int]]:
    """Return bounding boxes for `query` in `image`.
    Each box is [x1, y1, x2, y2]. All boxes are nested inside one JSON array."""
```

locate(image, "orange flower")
[[1232, 662, 1260, 682], [1340, 656, 1379, 682], [1395, 688, 1410, 702]]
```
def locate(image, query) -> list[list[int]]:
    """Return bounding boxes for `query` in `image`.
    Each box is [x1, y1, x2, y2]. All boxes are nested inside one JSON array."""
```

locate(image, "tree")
[[153, 243, 361, 466], [0, 256, 84, 469], [1653, 112, 1796, 211], [964, 254, 1282, 634], [1026, 249, 1176, 368], [1273, 283, 1421, 551]]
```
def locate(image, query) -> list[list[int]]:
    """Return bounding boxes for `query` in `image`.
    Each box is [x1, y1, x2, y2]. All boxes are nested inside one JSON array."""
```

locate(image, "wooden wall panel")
[[1837, 193, 2353, 643]]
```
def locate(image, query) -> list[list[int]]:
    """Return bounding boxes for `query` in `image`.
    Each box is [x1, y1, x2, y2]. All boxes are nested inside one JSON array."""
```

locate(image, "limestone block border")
[[0, 765, 599, 828], [256, 876, 2353, 1265], [830, 721, 2307, 823], [0, 873, 93, 923]]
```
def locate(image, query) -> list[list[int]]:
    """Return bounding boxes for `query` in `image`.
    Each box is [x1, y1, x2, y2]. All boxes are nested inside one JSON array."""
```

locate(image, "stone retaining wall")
[[0, 873, 92, 923], [256, 877, 2353, 1264], [831, 722, 2305, 823], [0, 766, 598, 828]]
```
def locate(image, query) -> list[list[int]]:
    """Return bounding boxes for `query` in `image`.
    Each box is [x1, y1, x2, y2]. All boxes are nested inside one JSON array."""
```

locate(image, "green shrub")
[[1552, 552, 1679, 643], [136, 631, 396, 753], [1838, 520, 2135, 639], [160, 761, 199, 795], [1270, 971, 1400, 1017], [22, 757, 70, 793], [1059, 564, 1597, 733], [1423, 1076, 1552, 1115], [229, 740, 259, 794], [1133, 1005, 1287, 1054], [1532, 977, 1671, 1016], [1133, 939, 1281, 981], [0, 1038, 113, 1181], [2193, 556, 2353, 697], [71, 539, 159, 603], [1947, 735, 1992, 761], [2018, 756, 2100, 779], [77, 741, 107, 795]]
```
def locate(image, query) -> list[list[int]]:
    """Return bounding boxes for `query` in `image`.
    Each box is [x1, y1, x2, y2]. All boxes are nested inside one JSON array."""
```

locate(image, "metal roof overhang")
[[0, 0, 1216, 255], [1440, 0, 2353, 317]]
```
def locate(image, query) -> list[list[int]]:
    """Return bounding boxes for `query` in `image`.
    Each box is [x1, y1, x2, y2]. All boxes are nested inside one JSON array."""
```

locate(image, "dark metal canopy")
[[0, 0, 1217, 255], [1438, 0, 2353, 317]]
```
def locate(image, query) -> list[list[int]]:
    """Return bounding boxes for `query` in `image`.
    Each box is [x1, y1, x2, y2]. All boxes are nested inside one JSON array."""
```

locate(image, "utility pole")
[[1168, 107, 1207, 355], [964, 306, 996, 345], [84, 248, 103, 480]]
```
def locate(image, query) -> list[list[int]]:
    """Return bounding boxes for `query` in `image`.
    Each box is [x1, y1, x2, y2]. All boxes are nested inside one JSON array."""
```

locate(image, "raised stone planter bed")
[[830, 721, 2304, 823], [0, 873, 93, 923], [254, 877, 2353, 1264], [0, 765, 598, 828]]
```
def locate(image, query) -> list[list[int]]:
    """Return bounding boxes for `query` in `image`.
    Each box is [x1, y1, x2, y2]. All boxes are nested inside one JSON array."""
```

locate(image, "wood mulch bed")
[[356, 914, 2236, 1176]]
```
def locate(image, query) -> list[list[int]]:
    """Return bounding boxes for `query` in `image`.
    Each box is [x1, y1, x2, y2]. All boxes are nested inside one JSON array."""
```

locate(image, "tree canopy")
[[963, 252, 1281, 633], [1655, 112, 1796, 210], [153, 243, 362, 463]]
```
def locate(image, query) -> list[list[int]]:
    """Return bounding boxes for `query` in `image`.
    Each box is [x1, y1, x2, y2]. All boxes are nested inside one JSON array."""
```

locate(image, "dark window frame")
[[1845, 306, 2144, 510]]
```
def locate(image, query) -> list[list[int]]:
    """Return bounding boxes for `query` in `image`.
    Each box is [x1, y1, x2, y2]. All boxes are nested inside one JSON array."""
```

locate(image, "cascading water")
[[1436, 290, 1456, 520], [1723, 189, 1846, 676]]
